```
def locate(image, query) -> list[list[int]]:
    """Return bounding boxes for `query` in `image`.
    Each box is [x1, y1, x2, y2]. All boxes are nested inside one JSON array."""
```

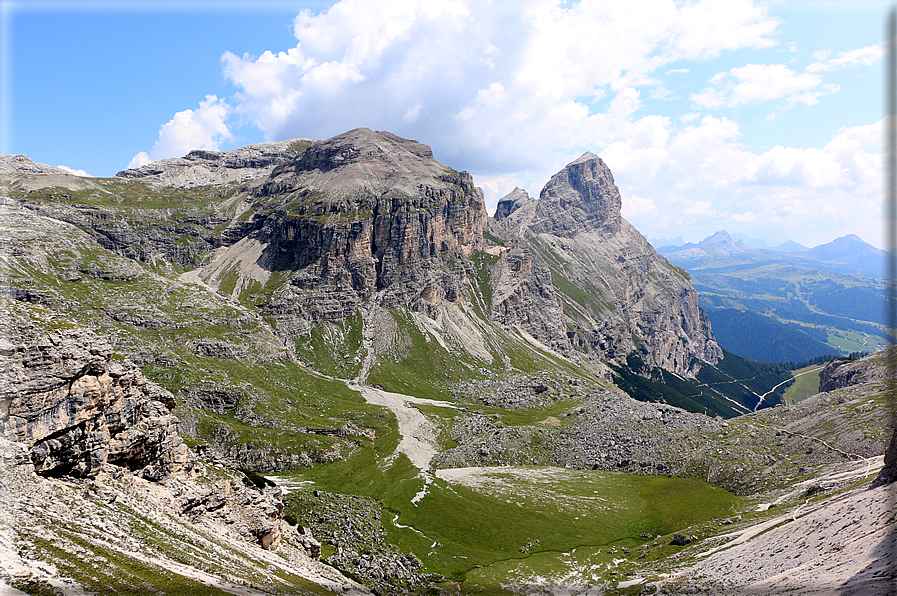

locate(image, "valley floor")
[[279, 375, 897, 595]]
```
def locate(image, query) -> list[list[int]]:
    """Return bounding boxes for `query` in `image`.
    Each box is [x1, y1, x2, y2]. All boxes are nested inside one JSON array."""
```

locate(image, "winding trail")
[[753, 365, 826, 412]]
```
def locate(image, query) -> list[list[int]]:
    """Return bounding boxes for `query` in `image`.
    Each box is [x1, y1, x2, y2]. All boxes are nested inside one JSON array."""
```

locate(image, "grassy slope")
[[285, 454, 741, 586], [782, 364, 825, 405], [13, 183, 872, 594]]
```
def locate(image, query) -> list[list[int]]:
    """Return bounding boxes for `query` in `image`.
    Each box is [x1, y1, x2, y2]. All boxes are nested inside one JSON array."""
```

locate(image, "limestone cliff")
[[491, 153, 721, 376], [199, 128, 488, 334], [0, 298, 191, 480]]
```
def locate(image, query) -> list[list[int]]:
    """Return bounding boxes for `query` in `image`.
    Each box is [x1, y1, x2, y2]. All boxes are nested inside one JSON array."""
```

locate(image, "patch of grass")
[[482, 229, 506, 245], [289, 139, 317, 152], [292, 464, 740, 585], [366, 310, 487, 401], [294, 312, 365, 379], [783, 364, 825, 405]]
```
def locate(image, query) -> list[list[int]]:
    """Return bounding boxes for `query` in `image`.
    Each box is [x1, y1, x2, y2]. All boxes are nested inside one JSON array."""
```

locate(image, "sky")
[[1, 0, 890, 249]]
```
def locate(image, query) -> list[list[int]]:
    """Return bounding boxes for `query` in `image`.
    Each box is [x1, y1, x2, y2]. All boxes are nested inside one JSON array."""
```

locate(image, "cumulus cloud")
[[691, 63, 838, 110], [127, 0, 878, 247], [619, 118, 883, 247], [56, 165, 91, 177], [219, 0, 778, 175], [128, 95, 231, 169]]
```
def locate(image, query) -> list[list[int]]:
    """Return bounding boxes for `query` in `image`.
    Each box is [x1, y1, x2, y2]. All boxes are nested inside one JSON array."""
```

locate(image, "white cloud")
[[218, 0, 778, 173], [727, 211, 756, 223], [56, 165, 91, 177], [624, 118, 884, 248], [128, 151, 151, 170], [621, 193, 656, 216], [691, 63, 837, 110], [128, 95, 231, 168], [130, 0, 880, 248], [807, 44, 883, 72]]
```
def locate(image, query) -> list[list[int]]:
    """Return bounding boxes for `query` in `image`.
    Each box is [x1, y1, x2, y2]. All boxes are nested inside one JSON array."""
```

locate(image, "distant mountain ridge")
[[658, 229, 885, 279], [657, 230, 889, 361]]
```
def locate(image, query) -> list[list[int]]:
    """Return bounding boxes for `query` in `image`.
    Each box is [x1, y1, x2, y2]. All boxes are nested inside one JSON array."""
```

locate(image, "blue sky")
[[2, 0, 889, 248]]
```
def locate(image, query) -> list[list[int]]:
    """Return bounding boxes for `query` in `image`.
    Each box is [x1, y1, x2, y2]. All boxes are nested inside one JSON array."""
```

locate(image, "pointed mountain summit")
[[528, 152, 622, 237], [489, 153, 721, 377], [493, 187, 531, 221]]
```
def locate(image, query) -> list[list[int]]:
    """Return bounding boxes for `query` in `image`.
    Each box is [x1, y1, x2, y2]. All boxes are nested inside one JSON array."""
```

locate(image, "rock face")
[[0, 299, 191, 480], [201, 128, 488, 333], [819, 353, 890, 393], [0, 155, 75, 177], [527, 152, 622, 237], [490, 153, 721, 375], [488, 245, 569, 350], [816, 348, 897, 489], [116, 138, 313, 188], [493, 187, 531, 221]]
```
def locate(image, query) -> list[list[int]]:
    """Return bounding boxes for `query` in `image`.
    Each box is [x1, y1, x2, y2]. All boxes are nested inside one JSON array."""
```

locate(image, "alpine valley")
[[0, 129, 894, 595]]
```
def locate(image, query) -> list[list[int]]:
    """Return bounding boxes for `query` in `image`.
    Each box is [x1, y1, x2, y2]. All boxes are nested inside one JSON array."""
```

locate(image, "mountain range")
[[0, 130, 894, 595], [656, 230, 891, 362], [658, 229, 886, 279]]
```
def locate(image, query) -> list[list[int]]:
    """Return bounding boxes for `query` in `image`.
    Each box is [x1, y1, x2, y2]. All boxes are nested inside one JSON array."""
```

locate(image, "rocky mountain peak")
[[200, 129, 487, 332], [261, 128, 456, 205], [493, 187, 532, 221], [526, 152, 622, 238], [488, 152, 720, 376], [291, 128, 434, 173]]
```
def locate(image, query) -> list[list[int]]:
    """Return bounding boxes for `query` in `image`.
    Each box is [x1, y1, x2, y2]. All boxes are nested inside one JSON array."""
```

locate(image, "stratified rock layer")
[[0, 298, 191, 479], [491, 153, 721, 375], [201, 128, 488, 333]]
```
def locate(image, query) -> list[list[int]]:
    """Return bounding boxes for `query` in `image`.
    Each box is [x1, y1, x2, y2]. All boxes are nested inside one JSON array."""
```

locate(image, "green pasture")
[[283, 459, 741, 588], [782, 364, 825, 405]]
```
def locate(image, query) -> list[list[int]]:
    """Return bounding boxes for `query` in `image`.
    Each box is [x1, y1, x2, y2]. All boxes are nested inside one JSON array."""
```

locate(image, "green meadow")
[[282, 451, 741, 590]]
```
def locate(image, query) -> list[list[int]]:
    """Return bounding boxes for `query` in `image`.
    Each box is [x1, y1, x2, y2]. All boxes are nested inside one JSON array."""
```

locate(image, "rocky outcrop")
[[493, 187, 531, 221], [202, 128, 488, 333], [819, 351, 891, 393], [487, 245, 568, 350], [178, 473, 285, 550], [871, 427, 897, 488], [0, 298, 191, 480], [526, 152, 622, 237], [116, 138, 313, 187], [490, 153, 721, 376], [0, 155, 75, 176]]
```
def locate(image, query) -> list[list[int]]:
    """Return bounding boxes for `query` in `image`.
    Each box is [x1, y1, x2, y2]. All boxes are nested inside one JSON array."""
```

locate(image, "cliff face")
[[819, 352, 891, 393], [491, 153, 721, 375], [200, 128, 488, 333], [528, 152, 622, 237], [0, 298, 191, 480]]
